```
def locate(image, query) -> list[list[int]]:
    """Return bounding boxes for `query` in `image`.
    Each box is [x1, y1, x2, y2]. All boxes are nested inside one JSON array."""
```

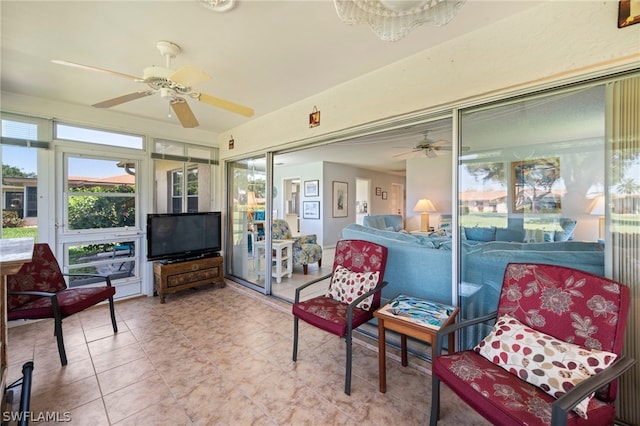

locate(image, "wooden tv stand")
[[153, 255, 224, 303]]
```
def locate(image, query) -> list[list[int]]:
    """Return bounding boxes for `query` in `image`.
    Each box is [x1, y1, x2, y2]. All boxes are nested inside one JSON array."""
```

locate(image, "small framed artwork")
[[304, 180, 319, 197], [381, 191, 388, 200], [618, 0, 640, 27], [511, 157, 561, 213], [303, 201, 320, 219], [375, 187, 382, 196], [332, 181, 348, 218]]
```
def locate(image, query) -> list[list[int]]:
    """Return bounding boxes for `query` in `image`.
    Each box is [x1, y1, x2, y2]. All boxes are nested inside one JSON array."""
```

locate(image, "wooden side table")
[[374, 296, 459, 393]]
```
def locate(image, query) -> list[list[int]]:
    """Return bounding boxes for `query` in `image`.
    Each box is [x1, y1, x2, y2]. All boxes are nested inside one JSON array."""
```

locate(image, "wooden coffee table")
[[374, 295, 459, 393]]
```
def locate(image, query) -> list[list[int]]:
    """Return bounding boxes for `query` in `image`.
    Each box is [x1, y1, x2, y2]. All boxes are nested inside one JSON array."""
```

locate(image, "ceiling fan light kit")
[[51, 39, 254, 128]]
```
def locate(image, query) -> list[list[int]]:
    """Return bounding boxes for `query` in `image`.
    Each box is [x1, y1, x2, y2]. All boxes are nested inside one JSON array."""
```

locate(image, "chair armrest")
[[63, 273, 113, 286], [346, 281, 389, 329], [433, 311, 498, 355], [8, 290, 56, 298], [550, 355, 637, 426], [294, 272, 333, 303]]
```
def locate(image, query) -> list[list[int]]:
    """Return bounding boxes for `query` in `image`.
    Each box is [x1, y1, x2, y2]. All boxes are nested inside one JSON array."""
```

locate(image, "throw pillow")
[[475, 315, 617, 419], [367, 216, 386, 230], [464, 226, 496, 242], [555, 218, 577, 241], [524, 229, 553, 243], [326, 266, 380, 311]]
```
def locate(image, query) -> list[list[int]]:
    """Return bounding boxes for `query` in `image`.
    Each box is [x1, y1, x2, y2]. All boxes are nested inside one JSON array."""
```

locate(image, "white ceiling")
[[1, 1, 548, 173]]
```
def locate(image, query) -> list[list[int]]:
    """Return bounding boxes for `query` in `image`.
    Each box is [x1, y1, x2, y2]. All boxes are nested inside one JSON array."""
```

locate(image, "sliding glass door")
[[226, 156, 268, 293], [457, 85, 607, 348]]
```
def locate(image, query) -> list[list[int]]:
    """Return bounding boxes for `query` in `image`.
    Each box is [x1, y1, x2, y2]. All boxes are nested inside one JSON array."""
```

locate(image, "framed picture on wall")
[[618, 0, 640, 27], [304, 180, 319, 197], [381, 191, 388, 200], [511, 157, 561, 213], [375, 187, 382, 196], [332, 181, 348, 217], [303, 201, 320, 219]]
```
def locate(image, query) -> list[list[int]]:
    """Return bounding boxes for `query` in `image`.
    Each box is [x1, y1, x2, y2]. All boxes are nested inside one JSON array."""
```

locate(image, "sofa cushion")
[[365, 216, 387, 230], [465, 226, 496, 242], [326, 266, 379, 310], [495, 228, 524, 242], [475, 314, 617, 419]]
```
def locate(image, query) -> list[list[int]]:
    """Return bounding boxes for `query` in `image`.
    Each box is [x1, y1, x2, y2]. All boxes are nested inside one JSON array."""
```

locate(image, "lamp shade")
[[413, 199, 436, 212]]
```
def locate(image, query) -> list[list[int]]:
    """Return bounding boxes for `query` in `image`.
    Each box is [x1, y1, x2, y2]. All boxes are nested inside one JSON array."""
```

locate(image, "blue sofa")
[[342, 223, 604, 314]]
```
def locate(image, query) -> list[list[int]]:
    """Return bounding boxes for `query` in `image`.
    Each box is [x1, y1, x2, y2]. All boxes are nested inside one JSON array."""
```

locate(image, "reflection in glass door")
[[226, 157, 268, 292]]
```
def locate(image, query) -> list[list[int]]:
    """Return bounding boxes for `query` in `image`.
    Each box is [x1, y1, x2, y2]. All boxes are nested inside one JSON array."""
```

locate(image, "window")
[[55, 123, 143, 150], [152, 139, 217, 214]]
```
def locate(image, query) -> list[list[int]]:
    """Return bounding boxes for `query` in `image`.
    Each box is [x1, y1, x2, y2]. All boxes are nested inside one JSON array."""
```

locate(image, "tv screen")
[[146, 212, 222, 262]]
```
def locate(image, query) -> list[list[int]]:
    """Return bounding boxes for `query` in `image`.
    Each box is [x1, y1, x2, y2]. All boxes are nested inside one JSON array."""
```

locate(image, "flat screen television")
[[146, 212, 222, 262]]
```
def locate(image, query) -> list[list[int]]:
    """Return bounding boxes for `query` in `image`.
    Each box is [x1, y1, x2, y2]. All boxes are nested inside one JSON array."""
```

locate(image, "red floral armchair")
[[430, 263, 635, 426], [292, 239, 388, 395], [7, 243, 118, 366]]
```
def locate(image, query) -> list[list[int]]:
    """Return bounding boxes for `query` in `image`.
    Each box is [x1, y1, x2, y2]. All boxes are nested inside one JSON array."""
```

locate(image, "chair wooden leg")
[[108, 296, 118, 333], [303, 264, 308, 275], [318, 259, 321, 268], [292, 317, 299, 362], [429, 375, 441, 425], [345, 329, 352, 395]]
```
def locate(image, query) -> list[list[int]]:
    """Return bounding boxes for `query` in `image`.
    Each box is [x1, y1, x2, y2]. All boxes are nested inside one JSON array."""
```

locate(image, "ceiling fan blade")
[[171, 99, 199, 128], [51, 60, 142, 81], [198, 93, 255, 117], [427, 149, 438, 158], [170, 66, 211, 87], [92, 91, 155, 108]]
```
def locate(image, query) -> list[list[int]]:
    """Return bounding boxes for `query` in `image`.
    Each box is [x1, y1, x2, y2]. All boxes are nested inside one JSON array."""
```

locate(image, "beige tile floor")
[[6, 281, 490, 425]]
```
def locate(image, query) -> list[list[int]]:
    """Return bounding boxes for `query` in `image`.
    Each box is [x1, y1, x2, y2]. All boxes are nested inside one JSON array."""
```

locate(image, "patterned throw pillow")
[[326, 266, 380, 310], [475, 315, 617, 419]]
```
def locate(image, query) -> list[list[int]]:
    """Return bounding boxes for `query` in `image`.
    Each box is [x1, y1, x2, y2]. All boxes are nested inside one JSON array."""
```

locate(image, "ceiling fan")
[[393, 132, 468, 158], [51, 40, 254, 128]]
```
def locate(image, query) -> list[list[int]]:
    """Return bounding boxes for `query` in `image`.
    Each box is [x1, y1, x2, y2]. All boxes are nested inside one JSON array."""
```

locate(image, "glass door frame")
[[225, 154, 274, 294]]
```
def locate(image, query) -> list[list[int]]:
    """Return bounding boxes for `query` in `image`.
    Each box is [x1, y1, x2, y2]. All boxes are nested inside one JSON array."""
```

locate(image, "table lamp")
[[413, 199, 436, 232]]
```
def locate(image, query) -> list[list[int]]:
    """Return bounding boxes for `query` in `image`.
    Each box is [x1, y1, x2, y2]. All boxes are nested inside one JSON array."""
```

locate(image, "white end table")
[[254, 239, 293, 283]]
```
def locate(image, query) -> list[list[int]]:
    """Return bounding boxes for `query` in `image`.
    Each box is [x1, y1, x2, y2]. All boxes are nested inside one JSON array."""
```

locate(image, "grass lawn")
[[2, 227, 38, 241]]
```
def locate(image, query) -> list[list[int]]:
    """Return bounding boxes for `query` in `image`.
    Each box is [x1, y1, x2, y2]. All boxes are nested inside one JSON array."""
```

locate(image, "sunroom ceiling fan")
[[393, 132, 467, 158], [51, 40, 254, 128]]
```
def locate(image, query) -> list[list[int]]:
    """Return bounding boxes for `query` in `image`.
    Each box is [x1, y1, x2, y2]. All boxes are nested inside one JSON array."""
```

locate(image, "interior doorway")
[[283, 178, 300, 235], [356, 178, 370, 225]]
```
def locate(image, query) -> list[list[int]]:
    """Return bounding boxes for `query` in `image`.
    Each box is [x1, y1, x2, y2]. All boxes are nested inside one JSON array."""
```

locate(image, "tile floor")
[[6, 281, 490, 425]]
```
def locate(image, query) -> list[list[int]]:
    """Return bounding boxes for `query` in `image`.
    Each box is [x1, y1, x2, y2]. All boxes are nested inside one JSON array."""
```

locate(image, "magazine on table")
[[380, 294, 456, 329]]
